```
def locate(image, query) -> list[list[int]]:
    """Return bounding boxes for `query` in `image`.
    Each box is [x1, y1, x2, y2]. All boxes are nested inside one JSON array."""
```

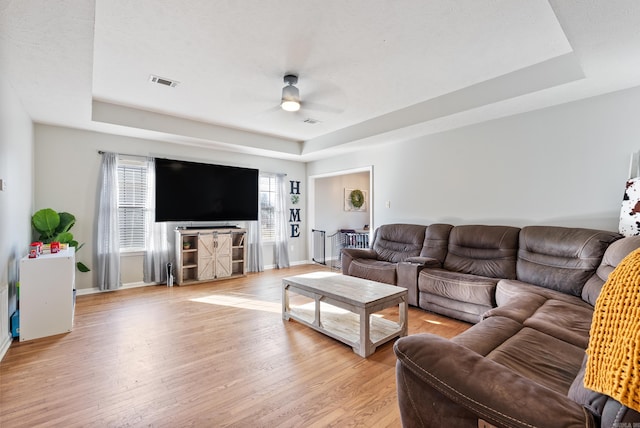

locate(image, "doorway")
[[307, 166, 373, 265]]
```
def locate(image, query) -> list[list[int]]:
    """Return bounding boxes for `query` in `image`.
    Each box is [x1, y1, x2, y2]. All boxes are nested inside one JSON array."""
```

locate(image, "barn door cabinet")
[[175, 228, 247, 285]]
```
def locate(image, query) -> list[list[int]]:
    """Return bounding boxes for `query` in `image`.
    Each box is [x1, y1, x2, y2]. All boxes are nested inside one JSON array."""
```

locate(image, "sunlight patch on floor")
[[190, 294, 281, 313]]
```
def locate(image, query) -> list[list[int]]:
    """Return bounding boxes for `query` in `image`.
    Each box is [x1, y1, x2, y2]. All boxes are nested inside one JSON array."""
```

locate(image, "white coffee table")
[[282, 272, 408, 357]]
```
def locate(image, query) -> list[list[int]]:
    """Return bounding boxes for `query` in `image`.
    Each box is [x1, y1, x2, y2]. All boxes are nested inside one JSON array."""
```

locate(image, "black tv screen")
[[155, 158, 259, 222]]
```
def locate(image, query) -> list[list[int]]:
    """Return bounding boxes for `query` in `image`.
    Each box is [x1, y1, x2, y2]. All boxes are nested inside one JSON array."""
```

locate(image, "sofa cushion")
[[487, 327, 585, 395], [483, 293, 548, 324], [419, 292, 492, 324], [516, 226, 621, 296], [452, 316, 522, 356], [419, 268, 497, 307], [443, 225, 520, 279], [419, 223, 453, 264], [523, 300, 593, 349], [489, 280, 593, 348], [371, 223, 427, 263], [348, 258, 396, 285], [495, 279, 595, 310]]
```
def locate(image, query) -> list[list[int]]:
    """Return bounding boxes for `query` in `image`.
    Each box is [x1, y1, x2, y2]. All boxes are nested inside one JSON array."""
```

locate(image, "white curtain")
[[247, 174, 263, 272], [274, 173, 290, 268], [143, 157, 171, 283], [97, 152, 121, 290], [246, 219, 264, 272]]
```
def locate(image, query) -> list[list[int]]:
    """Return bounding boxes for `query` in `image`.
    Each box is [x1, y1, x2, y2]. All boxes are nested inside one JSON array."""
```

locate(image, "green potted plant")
[[31, 208, 90, 272]]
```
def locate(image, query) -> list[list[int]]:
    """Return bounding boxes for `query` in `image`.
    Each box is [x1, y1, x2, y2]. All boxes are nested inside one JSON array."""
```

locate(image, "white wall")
[[308, 86, 640, 232], [34, 125, 307, 291], [0, 75, 34, 356]]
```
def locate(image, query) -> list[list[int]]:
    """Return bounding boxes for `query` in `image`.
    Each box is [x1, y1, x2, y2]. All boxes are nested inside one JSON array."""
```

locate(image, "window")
[[117, 159, 148, 251], [260, 174, 276, 241]]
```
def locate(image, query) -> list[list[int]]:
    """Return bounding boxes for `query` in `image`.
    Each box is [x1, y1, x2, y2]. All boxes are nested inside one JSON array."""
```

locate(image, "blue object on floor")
[[10, 310, 19, 338]]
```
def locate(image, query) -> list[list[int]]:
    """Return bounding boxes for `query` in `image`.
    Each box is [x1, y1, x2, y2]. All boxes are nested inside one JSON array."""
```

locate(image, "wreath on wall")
[[350, 189, 365, 209]]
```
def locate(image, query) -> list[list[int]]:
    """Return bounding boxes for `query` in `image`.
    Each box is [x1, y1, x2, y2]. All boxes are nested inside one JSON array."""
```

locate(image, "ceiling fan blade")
[[267, 104, 283, 113], [255, 104, 282, 115], [301, 101, 344, 114], [256, 104, 307, 121]]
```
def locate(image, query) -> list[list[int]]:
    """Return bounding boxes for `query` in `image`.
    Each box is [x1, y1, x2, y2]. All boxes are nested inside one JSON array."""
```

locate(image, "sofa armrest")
[[404, 256, 442, 268], [397, 260, 432, 306], [397, 258, 441, 306], [394, 334, 593, 428], [341, 248, 377, 275]]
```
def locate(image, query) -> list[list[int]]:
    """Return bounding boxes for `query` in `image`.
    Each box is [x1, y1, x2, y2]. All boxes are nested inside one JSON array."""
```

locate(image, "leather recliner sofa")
[[343, 223, 621, 323], [394, 235, 640, 427], [341, 223, 640, 427], [412, 224, 621, 323]]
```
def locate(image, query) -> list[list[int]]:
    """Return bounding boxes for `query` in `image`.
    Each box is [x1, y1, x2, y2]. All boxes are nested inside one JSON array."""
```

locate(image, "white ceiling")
[[2, 1, 640, 161]]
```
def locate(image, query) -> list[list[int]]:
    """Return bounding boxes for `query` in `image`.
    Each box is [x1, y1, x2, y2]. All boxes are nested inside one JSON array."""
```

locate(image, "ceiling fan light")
[[281, 84, 300, 112], [281, 100, 300, 112]]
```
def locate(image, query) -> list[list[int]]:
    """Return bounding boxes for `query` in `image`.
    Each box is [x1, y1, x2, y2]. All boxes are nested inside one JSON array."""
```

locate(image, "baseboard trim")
[[263, 260, 311, 270], [76, 281, 160, 296], [76, 261, 315, 295], [0, 331, 12, 361]]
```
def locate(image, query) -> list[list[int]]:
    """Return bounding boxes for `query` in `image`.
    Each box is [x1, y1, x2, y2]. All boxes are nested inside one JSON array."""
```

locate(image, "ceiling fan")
[[270, 73, 344, 117], [281, 74, 301, 112]]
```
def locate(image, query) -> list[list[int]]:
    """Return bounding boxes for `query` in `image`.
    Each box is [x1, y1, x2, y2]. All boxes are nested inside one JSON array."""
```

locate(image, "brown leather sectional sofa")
[[341, 223, 640, 427]]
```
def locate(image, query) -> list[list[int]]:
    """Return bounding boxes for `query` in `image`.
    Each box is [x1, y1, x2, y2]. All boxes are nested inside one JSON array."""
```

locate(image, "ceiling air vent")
[[149, 74, 179, 87]]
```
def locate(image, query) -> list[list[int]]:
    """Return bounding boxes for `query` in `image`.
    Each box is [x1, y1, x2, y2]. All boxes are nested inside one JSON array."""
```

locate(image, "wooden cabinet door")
[[197, 233, 215, 280], [215, 233, 232, 278]]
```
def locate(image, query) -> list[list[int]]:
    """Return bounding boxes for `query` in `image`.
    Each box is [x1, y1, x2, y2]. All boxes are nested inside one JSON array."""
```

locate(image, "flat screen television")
[[155, 158, 259, 223]]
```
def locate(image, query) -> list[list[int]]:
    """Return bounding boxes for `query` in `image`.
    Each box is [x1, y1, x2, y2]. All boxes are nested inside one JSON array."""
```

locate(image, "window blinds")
[[260, 174, 276, 241], [117, 163, 147, 251]]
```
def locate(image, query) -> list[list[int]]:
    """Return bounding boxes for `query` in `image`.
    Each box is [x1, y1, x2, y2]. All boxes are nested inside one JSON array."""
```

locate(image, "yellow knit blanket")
[[584, 247, 640, 412]]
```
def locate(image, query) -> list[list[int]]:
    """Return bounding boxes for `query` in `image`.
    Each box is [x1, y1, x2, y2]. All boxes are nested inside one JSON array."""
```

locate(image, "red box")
[[29, 243, 39, 258], [50, 241, 60, 253]]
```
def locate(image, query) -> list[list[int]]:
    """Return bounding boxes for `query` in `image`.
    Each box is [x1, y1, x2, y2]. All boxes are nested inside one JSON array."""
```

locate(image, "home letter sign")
[[289, 180, 301, 238]]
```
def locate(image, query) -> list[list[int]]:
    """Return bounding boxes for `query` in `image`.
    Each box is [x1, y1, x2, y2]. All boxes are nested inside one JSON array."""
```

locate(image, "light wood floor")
[[0, 265, 470, 427]]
